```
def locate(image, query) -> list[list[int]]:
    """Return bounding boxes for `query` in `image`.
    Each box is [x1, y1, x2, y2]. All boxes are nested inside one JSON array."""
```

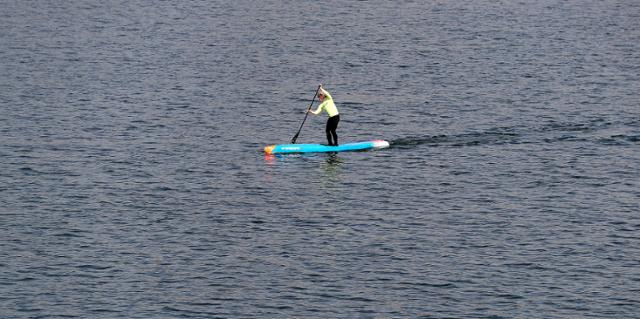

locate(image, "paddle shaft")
[[291, 85, 321, 144]]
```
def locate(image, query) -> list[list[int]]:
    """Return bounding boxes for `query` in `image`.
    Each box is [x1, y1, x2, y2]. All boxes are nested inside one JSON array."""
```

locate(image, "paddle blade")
[[291, 132, 300, 144]]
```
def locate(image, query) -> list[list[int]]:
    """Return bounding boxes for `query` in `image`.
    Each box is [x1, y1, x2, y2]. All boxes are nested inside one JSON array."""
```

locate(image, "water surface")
[[1, 1, 639, 318]]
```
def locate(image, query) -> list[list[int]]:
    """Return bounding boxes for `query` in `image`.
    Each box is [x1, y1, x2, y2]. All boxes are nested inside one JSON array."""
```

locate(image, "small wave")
[[540, 121, 598, 133], [598, 134, 640, 145], [392, 119, 638, 149], [19, 167, 41, 175], [162, 306, 225, 317], [391, 135, 446, 148], [391, 130, 521, 149], [53, 232, 85, 238], [539, 117, 618, 132], [399, 281, 456, 288], [90, 308, 121, 314], [77, 264, 113, 270]]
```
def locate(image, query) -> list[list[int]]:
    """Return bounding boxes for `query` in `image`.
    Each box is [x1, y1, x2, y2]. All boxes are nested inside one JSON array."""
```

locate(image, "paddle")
[[291, 85, 321, 144]]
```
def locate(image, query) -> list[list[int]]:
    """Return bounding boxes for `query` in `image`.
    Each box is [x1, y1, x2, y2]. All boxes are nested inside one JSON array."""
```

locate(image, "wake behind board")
[[264, 140, 389, 154]]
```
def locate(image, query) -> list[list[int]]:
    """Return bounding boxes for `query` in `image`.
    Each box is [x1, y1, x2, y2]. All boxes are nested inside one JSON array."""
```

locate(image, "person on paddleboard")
[[308, 85, 340, 146]]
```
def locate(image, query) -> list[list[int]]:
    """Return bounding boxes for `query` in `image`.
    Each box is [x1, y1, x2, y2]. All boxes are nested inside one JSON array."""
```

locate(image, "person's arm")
[[319, 87, 332, 100], [309, 101, 325, 115], [308, 85, 331, 114]]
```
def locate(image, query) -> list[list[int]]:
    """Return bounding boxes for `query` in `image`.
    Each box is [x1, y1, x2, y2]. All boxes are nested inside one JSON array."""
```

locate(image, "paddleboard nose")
[[264, 145, 275, 154], [372, 140, 390, 149]]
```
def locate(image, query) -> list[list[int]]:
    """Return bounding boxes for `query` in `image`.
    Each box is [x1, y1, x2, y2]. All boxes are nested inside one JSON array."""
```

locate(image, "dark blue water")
[[2, 1, 639, 318]]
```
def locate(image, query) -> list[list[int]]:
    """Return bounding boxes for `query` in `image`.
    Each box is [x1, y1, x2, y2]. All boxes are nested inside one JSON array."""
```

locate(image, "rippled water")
[[2, 1, 639, 318]]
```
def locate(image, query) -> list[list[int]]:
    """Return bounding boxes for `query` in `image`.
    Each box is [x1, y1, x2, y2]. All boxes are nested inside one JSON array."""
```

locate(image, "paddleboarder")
[[308, 85, 340, 146]]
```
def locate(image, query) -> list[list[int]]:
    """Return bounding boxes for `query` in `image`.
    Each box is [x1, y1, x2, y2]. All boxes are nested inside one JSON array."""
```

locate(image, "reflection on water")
[[320, 153, 343, 186], [263, 153, 277, 164], [263, 152, 344, 190], [263, 153, 343, 166], [325, 153, 343, 166]]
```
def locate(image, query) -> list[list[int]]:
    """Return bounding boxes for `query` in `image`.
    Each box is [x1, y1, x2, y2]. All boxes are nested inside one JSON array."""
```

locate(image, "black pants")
[[326, 115, 340, 146]]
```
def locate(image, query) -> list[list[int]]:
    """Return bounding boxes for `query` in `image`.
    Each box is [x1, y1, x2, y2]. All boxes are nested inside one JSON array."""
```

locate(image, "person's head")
[[318, 92, 325, 101]]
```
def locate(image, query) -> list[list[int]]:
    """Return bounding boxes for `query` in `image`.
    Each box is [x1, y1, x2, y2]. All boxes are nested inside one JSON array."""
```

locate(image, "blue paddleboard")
[[264, 140, 389, 154]]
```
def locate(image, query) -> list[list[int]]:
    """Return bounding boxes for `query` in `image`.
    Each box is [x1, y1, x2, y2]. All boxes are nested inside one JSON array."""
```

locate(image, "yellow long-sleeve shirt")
[[310, 88, 339, 117]]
